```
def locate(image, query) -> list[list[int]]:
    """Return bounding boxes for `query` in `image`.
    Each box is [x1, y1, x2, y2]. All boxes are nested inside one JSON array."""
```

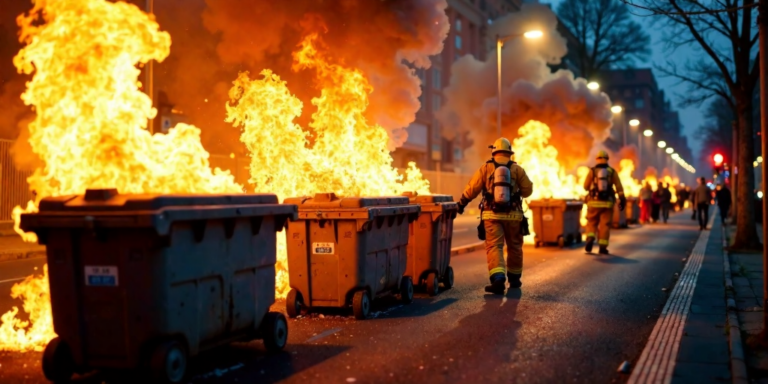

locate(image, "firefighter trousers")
[[483, 219, 523, 277], [586, 206, 613, 246]]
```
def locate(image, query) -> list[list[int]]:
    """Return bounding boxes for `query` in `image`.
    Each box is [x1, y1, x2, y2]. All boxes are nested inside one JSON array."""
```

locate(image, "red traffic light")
[[713, 153, 724, 165]]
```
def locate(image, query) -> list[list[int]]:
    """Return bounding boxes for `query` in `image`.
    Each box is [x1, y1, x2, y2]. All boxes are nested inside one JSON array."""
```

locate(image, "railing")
[[0, 140, 34, 222]]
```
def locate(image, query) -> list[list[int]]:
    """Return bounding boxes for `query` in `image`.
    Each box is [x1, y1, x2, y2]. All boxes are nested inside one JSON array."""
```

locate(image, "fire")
[[0, 266, 54, 352], [511, 120, 589, 241], [227, 31, 430, 296], [618, 159, 643, 198], [2, 0, 245, 352], [4, 0, 432, 350]]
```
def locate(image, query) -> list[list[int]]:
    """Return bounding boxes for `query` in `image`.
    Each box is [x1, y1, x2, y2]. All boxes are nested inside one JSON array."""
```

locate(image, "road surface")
[[0, 212, 700, 383]]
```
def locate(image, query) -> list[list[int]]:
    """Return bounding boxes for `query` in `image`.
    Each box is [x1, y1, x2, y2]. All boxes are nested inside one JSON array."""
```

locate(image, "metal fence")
[[0, 140, 34, 222]]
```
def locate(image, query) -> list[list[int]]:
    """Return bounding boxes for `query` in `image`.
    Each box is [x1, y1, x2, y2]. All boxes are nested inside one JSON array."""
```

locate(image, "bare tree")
[[696, 97, 735, 163], [630, 0, 760, 250], [556, 0, 651, 79]]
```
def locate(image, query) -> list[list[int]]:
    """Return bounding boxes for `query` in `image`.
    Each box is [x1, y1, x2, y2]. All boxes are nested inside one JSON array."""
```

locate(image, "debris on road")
[[617, 361, 631, 373]]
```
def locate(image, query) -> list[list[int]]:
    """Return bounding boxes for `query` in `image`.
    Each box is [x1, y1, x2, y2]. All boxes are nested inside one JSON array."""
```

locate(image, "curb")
[[722, 224, 749, 384], [0, 249, 46, 263], [450, 242, 484, 256]]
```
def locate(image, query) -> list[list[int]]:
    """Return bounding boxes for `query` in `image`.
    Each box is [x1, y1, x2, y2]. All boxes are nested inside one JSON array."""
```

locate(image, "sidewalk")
[[0, 234, 45, 262], [630, 209, 735, 383], [727, 223, 768, 383]]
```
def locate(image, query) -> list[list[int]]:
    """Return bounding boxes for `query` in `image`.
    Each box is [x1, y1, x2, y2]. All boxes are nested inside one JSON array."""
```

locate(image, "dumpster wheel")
[[426, 272, 439, 297], [352, 290, 371, 320], [400, 276, 414, 304], [441, 266, 454, 290], [286, 289, 304, 318], [42, 337, 75, 383], [262, 312, 289, 352], [149, 339, 188, 384]]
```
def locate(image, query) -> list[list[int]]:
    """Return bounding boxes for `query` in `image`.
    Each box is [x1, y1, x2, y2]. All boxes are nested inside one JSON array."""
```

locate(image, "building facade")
[[597, 68, 694, 180]]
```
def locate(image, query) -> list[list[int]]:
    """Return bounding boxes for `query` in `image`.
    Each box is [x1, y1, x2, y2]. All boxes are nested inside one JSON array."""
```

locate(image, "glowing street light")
[[758, 156, 763, 163], [611, 105, 623, 114], [672, 153, 681, 160], [629, 119, 640, 127], [643, 129, 653, 137], [657, 141, 667, 148], [666, 147, 674, 154], [587, 81, 600, 90], [523, 30, 543, 39]]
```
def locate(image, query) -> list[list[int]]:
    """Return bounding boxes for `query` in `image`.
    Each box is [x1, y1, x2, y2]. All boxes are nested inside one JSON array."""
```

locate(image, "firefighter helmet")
[[596, 150, 609, 160], [490, 138, 514, 155]]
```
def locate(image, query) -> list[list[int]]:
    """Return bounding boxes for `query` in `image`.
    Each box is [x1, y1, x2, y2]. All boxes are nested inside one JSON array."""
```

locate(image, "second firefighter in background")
[[457, 138, 533, 294], [583, 150, 625, 255]]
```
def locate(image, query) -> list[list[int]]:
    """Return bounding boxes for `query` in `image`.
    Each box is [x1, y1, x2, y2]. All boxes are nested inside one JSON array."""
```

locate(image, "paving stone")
[[671, 362, 730, 383], [682, 313, 727, 338], [733, 276, 751, 287], [690, 304, 727, 315], [676, 330, 729, 364], [738, 311, 764, 333]]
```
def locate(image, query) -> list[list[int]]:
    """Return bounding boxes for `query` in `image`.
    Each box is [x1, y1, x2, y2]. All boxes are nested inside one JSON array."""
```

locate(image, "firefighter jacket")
[[459, 160, 533, 220], [583, 165, 624, 208]]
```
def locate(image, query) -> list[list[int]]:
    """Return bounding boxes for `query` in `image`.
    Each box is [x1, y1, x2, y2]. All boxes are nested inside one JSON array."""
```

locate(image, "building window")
[[635, 98, 645, 109], [433, 94, 442, 113], [455, 35, 462, 50], [432, 69, 441, 90], [455, 18, 462, 32]]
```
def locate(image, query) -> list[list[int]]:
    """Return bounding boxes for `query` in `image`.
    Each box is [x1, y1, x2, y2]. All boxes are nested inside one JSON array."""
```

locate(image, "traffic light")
[[713, 153, 724, 166]]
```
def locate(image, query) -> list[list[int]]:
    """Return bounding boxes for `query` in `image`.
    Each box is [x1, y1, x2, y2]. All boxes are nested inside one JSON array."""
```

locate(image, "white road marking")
[[306, 327, 342, 343], [0, 277, 25, 285]]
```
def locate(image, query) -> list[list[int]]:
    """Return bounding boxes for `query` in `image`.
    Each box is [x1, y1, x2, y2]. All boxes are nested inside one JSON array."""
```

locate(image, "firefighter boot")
[[584, 236, 595, 253], [598, 245, 609, 255], [484, 272, 506, 294], [507, 272, 522, 289]]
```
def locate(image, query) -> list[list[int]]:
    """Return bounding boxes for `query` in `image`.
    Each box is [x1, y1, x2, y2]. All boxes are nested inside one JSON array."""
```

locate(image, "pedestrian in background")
[[677, 185, 690, 212], [715, 183, 732, 225], [639, 182, 653, 224], [660, 183, 672, 223], [651, 183, 662, 223], [693, 177, 711, 230]]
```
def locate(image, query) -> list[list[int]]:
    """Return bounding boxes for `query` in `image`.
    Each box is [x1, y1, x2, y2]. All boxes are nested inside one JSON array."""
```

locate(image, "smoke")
[[151, 0, 449, 152], [438, 3, 613, 171]]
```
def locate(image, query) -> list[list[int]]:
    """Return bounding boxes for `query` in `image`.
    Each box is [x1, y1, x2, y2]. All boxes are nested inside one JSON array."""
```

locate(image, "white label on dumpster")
[[542, 214, 554, 221], [85, 266, 118, 287], [313, 242, 335, 255]]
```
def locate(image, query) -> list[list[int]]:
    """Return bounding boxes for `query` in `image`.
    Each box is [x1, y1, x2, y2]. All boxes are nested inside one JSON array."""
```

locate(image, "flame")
[[227, 32, 430, 296], [3, 0, 432, 350], [510, 121, 588, 242], [2, 0, 244, 352], [618, 159, 643, 198], [0, 266, 54, 352]]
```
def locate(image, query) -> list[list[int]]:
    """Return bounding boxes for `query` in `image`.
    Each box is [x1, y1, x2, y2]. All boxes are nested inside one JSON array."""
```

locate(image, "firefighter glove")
[[619, 196, 627, 212], [457, 203, 466, 215]]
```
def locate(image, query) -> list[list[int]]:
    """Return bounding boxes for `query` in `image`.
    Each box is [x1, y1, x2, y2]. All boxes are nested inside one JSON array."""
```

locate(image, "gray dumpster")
[[20, 189, 297, 383]]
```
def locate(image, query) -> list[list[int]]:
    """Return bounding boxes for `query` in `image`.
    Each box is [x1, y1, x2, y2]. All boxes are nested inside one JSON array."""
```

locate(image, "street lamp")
[[658, 141, 667, 148], [611, 105, 627, 146], [496, 30, 543, 136], [587, 81, 600, 90], [643, 129, 654, 137], [629, 119, 640, 127], [666, 147, 674, 154], [611, 105, 623, 114]]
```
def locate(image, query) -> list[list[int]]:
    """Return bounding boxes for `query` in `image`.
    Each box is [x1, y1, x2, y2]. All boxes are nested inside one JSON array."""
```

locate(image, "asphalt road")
[[0, 212, 701, 384]]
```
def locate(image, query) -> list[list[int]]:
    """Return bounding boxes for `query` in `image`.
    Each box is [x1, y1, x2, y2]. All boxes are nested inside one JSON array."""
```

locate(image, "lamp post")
[[497, 30, 543, 136], [629, 119, 640, 170], [145, 0, 155, 134], [612, 105, 625, 146]]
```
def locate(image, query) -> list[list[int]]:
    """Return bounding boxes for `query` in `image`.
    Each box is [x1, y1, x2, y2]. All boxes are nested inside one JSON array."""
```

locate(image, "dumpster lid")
[[285, 193, 410, 208], [401, 193, 454, 204], [37, 189, 279, 212]]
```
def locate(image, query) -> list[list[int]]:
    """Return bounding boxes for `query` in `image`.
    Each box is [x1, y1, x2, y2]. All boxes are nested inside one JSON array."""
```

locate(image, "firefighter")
[[583, 150, 625, 255], [456, 138, 533, 294]]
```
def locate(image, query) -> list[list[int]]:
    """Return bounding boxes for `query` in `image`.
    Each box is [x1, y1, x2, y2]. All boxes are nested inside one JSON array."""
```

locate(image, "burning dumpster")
[[402, 192, 458, 296], [19, 189, 297, 383], [528, 199, 584, 248], [284, 193, 419, 320]]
